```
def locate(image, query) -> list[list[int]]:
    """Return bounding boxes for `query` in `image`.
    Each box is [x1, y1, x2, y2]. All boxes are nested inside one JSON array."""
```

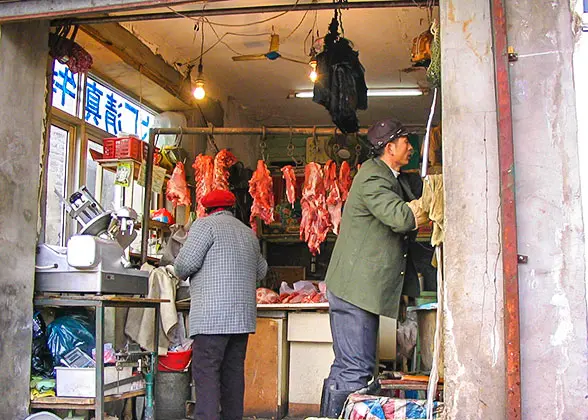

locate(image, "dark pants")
[[326, 290, 379, 392], [191, 333, 249, 420]]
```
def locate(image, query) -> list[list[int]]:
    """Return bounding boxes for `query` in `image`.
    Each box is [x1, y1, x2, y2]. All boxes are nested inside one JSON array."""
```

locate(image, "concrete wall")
[[0, 21, 49, 419], [506, 1, 588, 417], [206, 96, 261, 169], [442, 0, 588, 418], [440, 0, 506, 418]]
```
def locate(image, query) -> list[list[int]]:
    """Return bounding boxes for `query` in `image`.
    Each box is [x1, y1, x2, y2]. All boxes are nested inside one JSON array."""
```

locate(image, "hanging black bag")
[[313, 11, 367, 133]]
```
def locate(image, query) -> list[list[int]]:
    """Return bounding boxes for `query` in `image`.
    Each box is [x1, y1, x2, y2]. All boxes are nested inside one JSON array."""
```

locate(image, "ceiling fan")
[[232, 34, 307, 64]]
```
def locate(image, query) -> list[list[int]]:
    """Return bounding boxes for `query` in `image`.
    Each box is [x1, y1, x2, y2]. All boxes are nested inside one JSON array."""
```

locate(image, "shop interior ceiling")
[[76, 0, 440, 127]]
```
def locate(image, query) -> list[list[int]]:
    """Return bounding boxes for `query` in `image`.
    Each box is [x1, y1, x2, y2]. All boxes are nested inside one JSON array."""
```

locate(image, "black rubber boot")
[[321, 383, 353, 419], [319, 379, 330, 417]]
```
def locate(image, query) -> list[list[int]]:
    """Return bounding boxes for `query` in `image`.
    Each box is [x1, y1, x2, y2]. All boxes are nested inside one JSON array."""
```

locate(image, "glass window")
[[84, 76, 155, 139], [52, 62, 80, 116], [45, 125, 70, 245], [86, 141, 120, 211]]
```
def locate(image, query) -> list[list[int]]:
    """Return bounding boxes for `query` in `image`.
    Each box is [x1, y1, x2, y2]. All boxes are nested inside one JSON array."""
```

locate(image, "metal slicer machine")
[[35, 186, 148, 295]]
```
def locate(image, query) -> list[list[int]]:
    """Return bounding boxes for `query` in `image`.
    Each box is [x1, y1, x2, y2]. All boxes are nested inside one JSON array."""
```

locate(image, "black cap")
[[367, 119, 410, 149]]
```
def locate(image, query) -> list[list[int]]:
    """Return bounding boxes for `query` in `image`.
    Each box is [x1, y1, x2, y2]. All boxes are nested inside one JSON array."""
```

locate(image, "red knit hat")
[[201, 189, 236, 208]]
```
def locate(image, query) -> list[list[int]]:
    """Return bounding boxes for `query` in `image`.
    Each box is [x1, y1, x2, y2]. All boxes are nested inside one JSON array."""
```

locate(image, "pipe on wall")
[[489, 0, 522, 418]]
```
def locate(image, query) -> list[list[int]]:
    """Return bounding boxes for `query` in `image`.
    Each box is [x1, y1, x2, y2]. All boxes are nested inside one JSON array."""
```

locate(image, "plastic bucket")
[[158, 349, 192, 372]]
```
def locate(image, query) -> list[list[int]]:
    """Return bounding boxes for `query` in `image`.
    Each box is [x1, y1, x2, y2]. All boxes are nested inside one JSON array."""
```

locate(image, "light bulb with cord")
[[309, 60, 318, 83], [193, 62, 206, 100], [308, 47, 318, 83], [193, 25, 206, 101]]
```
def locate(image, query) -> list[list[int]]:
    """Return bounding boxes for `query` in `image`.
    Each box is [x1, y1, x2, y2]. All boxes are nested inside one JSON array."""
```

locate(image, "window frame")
[[42, 60, 160, 245]]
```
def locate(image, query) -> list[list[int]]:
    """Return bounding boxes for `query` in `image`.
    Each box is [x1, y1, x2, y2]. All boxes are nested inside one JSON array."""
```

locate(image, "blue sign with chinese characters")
[[52, 61, 154, 140], [52, 61, 79, 115]]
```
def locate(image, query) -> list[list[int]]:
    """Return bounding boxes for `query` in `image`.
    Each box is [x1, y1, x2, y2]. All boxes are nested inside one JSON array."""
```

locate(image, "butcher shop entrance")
[[33, 1, 452, 419]]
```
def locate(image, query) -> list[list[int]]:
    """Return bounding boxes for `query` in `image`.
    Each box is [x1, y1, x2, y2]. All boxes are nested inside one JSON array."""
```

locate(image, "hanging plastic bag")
[[31, 312, 54, 377], [47, 314, 95, 366]]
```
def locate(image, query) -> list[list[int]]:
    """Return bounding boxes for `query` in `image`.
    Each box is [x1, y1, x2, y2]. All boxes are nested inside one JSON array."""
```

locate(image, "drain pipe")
[[489, 0, 522, 418]]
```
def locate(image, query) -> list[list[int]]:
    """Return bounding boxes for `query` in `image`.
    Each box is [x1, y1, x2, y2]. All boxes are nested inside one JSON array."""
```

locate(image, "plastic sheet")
[[31, 312, 54, 377], [47, 314, 95, 366]]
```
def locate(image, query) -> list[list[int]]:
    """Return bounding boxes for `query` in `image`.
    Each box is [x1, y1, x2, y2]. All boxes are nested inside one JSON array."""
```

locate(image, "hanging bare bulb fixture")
[[193, 22, 206, 100], [309, 59, 318, 83], [308, 46, 318, 83], [194, 62, 206, 100]]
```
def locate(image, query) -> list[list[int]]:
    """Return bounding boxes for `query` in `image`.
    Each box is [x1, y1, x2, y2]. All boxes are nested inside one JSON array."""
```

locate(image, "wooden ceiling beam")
[[81, 22, 196, 108]]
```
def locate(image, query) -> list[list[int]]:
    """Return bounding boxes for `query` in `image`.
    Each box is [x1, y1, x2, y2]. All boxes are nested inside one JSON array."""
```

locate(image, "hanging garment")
[[125, 264, 179, 355], [313, 14, 368, 133], [421, 174, 444, 247]]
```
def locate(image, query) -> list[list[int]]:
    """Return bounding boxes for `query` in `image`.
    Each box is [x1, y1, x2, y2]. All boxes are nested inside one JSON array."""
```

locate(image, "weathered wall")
[[442, 0, 588, 418], [506, 1, 588, 417], [441, 0, 506, 418], [206, 96, 260, 169], [0, 21, 49, 418]]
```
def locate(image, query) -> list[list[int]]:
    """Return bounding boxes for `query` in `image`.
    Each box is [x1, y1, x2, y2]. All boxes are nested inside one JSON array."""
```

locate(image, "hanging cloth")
[[313, 11, 368, 133]]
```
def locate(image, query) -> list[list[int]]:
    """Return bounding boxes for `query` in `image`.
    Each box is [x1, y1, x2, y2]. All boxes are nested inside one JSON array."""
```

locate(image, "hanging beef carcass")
[[213, 149, 238, 191], [339, 160, 352, 202], [300, 162, 331, 255], [166, 162, 191, 208], [192, 154, 214, 218], [324, 160, 343, 235], [281, 165, 297, 208], [312, 11, 368, 133], [249, 160, 275, 234]]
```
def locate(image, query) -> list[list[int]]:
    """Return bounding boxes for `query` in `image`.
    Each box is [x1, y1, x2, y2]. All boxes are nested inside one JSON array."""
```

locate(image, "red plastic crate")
[[103, 137, 159, 162]]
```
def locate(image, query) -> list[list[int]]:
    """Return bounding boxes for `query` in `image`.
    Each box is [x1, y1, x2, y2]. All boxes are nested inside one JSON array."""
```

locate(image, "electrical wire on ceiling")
[[303, 11, 320, 55], [167, 0, 302, 28], [166, 0, 318, 59]]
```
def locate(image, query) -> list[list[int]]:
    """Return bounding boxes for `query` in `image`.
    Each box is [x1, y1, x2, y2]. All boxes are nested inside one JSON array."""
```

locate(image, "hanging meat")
[[192, 154, 214, 218], [166, 162, 191, 208], [213, 149, 238, 191], [249, 160, 275, 234], [281, 165, 297, 208], [300, 162, 331, 255], [339, 161, 352, 202], [324, 160, 343, 235]]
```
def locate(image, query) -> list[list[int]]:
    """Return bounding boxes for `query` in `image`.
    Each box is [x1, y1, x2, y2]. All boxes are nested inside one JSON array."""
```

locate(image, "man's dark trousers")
[[321, 290, 380, 417], [191, 333, 249, 420]]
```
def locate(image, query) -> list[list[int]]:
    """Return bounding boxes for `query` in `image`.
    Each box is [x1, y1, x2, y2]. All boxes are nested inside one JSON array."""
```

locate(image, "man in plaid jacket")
[[175, 189, 268, 420]]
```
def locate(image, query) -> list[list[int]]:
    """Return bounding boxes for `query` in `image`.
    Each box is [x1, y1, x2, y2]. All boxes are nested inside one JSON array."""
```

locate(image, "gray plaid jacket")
[[174, 210, 268, 336]]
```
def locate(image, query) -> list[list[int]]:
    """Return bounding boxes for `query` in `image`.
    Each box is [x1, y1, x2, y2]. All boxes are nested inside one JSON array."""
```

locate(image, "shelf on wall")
[[30, 389, 146, 410], [135, 219, 172, 233], [260, 233, 337, 244]]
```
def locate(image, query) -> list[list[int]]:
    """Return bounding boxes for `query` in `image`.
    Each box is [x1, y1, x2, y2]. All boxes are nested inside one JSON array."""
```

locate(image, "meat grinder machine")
[[35, 186, 148, 295]]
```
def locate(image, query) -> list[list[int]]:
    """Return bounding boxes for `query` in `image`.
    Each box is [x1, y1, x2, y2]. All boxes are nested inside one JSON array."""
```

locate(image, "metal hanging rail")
[[51, 0, 437, 26], [140, 124, 424, 262]]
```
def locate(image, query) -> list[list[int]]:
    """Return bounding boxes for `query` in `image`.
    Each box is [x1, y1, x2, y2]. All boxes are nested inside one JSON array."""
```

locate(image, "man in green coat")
[[320, 119, 429, 417]]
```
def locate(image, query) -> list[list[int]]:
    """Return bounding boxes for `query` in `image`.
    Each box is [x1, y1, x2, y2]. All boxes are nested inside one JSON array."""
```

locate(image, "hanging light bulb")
[[309, 59, 318, 83], [193, 78, 206, 100], [193, 25, 206, 101]]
